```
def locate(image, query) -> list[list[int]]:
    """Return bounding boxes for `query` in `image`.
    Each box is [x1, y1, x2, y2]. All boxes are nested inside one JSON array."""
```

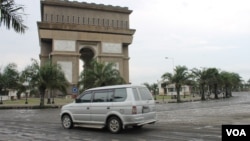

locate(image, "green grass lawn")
[[1, 97, 74, 105], [1, 94, 200, 106]]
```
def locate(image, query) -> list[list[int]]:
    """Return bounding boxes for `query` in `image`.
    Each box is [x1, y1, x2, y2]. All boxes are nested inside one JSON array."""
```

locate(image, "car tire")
[[107, 116, 122, 134], [62, 114, 73, 129]]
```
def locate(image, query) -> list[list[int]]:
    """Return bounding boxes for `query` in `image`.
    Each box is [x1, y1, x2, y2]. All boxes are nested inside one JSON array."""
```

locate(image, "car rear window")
[[138, 87, 153, 100], [113, 88, 127, 102]]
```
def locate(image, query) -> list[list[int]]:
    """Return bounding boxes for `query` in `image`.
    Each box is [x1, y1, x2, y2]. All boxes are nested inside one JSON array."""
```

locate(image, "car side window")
[[92, 90, 113, 102], [107, 90, 114, 102], [132, 88, 140, 101], [113, 88, 127, 102], [79, 92, 92, 103]]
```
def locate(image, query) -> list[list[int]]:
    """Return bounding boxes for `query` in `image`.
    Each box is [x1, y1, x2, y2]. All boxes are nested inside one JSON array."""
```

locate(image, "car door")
[[90, 89, 113, 124], [71, 92, 92, 123]]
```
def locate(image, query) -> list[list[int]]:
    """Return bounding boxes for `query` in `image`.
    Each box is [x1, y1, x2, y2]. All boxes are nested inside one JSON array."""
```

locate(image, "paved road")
[[0, 92, 250, 141]]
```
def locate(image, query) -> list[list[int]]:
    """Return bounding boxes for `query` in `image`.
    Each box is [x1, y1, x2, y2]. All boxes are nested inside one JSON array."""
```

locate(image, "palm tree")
[[191, 68, 208, 101], [220, 71, 232, 98], [0, 0, 27, 33], [246, 79, 250, 91], [78, 60, 126, 92], [22, 59, 68, 107], [220, 71, 242, 98], [48, 66, 68, 104], [162, 65, 190, 103], [206, 68, 220, 99], [229, 73, 242, 95]]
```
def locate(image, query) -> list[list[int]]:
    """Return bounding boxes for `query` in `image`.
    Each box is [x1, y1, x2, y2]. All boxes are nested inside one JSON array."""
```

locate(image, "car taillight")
[[132, 106, 137, 114]]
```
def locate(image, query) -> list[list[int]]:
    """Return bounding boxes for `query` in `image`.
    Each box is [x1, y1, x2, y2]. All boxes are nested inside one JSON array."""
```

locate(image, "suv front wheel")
[[107, 116, 122, 134], [62, 114, 73, 129]]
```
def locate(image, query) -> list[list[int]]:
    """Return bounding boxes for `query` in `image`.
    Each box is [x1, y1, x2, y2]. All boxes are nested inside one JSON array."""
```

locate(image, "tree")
[[221, 71, 242, 97], [0, 63, 19, 96], [0, 0, 27, 33], [246, 79, 250, 91], [47, 64, 68, 104], [191, 68, 208, 101], [16, 69, 28, 99], [78, 60, 126, 92], [162, 65, 190, 103], [206, 68, 221, 99], [22, 59, 68, 107], [229, 73, 242, 95]]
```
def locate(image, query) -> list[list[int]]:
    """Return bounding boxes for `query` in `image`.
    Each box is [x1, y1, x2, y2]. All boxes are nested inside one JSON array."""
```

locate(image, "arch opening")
[[79, 47, 95, 74]]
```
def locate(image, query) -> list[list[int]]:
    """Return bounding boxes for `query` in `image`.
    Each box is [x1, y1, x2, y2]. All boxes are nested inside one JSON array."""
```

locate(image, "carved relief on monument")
[[54, 40, 76, 51], [102, 42, 122, 54]]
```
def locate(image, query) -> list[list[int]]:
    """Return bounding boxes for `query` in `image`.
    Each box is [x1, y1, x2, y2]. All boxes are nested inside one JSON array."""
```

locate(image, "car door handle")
[[107, 106, 110, 109]]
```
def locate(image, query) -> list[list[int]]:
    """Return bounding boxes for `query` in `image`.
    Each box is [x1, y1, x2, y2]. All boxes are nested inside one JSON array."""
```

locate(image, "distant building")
[[0, 89, 28, 101], [158, 80, 191, 97]]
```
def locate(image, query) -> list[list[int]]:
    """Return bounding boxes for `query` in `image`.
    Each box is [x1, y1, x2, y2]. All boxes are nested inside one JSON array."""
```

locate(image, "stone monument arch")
[[37, 0, 135, 93]]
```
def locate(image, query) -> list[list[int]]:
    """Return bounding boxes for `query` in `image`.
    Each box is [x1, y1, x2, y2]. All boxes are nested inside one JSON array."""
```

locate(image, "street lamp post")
[[165, 57, 175, 100]]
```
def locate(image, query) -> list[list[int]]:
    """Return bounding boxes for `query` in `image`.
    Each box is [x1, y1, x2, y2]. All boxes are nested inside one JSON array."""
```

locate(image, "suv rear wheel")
[[107, 116, 122, 134]]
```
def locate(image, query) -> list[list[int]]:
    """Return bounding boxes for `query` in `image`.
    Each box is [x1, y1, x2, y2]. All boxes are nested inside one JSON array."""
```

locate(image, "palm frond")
[[0, 0, 27, 33]]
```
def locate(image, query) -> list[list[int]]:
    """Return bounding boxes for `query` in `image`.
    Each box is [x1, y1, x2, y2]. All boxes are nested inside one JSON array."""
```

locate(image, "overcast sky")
[[1, 0, 250, 84]]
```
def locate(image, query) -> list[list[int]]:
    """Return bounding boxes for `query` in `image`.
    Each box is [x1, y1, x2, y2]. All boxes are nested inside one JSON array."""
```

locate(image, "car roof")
[[85, 84, 146, 91]]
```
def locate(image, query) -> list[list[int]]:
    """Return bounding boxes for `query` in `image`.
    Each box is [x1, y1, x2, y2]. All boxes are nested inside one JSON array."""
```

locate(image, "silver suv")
[[60, 84, 157, 133]]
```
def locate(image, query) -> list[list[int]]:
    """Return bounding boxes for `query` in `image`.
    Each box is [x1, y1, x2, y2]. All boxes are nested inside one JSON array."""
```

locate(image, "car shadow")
[[72, 125, 154, 135]]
